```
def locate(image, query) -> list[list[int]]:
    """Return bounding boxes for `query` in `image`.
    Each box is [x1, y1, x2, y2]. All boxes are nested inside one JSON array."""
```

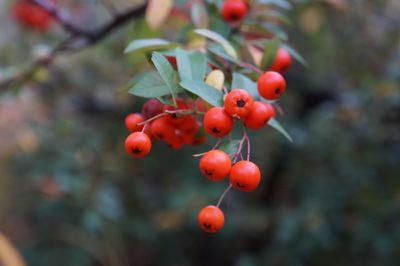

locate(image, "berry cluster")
[[12, 0, 53, 31]]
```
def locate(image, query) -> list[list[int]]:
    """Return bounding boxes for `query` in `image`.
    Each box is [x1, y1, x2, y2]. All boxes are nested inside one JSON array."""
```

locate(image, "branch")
[[0, 1, 148, 91]]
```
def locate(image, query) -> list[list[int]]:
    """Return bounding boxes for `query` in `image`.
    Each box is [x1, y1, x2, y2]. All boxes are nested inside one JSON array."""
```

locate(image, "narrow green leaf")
[[232, 72, 260, 100], [180, 80, 223, 107], [208, 44, 239, 64], [194, 29, 238, 59], [176, 48, 207, 81], [191, 2, 209, 28], [219, 139, 241, 155], [124, 38, 177, 54], [281, 43, 308, 67], [128, 72, 171, 98], [268, 118, 293, 143], [151, 52, 184, 106], [260, 38, 280, 69]]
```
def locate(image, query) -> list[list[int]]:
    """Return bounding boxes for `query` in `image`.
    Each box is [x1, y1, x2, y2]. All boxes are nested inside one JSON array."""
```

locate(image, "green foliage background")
[[0, 0, 399, 265]]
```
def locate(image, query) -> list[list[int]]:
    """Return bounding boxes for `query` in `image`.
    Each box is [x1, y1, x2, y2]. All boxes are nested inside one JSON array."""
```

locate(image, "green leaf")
[[128, 72, 171, 98], [231, 72, 260, 100], [219, 139, 241, 155], [191, 2, 209, 28], [180, 80, 223, 107], [208, 44, 239, 64], [176, 48, 207, 81], [194, 29, 238, 59], [260, 38, 280, 69], [268, 118, 293, 142], [281, 43, 308, 67], [124, 38, 177, 54], [151, 52, 184, 106]]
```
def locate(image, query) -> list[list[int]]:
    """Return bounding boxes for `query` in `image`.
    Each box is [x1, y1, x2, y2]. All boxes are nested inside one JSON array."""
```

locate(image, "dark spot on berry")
[[203, 223, 212, 229], [156, 133, 164, 139], [275, 88, 281, 95], [212, 127, 221, 133], [204, 169, 213, 176], [230, 13, 239, 21], [236, 99, 246, 108], [236, 182, 245, 188], [132, 147, 142, 154], [171, 113, 178, 119]]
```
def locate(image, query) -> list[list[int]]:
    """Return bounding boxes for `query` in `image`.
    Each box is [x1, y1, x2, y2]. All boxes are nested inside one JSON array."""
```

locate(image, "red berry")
[[221, 0, 248, 23], [124, 132, 152, 158], [199, 150, 232, 181], [203, 107, 233, 137], [165, 55, 178, 69], [230, 160, 261, 192], [125, 113, 145, 132], [141, 99, 164, 119], [257, 71, 286, 100], [198, 205, 225, 233], [224, 89, 254, 118], [244, 101, 275, 130], [12, 0, 53, 31], [177, 115, 198, 132], [163, 98, 190, 125], [150, 117, 175, 141], [165, 134, 184, 150], [270, 48, 292, 73]]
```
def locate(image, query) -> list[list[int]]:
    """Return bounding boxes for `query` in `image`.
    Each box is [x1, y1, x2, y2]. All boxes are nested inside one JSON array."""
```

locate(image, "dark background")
[[0, 0, 399, 265]]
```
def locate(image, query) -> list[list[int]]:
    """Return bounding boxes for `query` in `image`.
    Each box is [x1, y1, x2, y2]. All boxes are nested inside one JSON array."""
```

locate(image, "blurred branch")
[[0, 0, 148, 91]]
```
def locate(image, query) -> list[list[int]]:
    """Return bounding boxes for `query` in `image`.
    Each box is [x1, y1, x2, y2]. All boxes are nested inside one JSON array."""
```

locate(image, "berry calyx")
[[163, 98, 190, 125], [270, 48, 292, 73], [224, 89, 254, 118], [221, 0, 248, 23], [200, 150, 232, 181], [125, 113, 145, 132], [230, 160, 261, 191], [203, 107, 234, 137], [244, 101, 275, 130], [257, 71, 286, 100], [198, 205, 225, 233], [124, 132, 152, 158]]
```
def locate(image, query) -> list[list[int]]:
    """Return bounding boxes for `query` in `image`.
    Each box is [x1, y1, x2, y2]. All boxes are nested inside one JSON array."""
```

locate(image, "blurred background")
[[0, 0, 400, 265]]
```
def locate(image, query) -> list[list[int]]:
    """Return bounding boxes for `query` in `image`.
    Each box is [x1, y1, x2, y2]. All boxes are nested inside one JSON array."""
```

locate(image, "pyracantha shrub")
[[12, 0, 54, 31], [123, 0, 305, 233]]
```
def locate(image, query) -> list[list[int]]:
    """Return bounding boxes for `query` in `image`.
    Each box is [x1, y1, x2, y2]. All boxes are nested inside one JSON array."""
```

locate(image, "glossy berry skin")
[[198, 205, 225, 233], [12, 0, 53, 31], [230, 160, 261, 192], [270, 48, 292, 73], [125, 132, 152, 158], [125, 113, 144, 132], [257, 71, 286, 100], [141, 99, 164, 119], [203, 107, 234, 137], [224, 89, 254, 118], [200, 150, 232, 181], [150, 117, 175, 141], [163, 98, 189, 125], [244, 101, 275, 130], [221, 0, 248, 23]]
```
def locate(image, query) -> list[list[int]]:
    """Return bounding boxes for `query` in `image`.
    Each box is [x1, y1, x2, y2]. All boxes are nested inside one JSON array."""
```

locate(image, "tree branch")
[[0, 1, 148, 91]]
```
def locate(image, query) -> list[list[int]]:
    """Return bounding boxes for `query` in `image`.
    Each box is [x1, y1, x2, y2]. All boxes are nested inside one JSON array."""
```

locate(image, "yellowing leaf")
[[146, 0, 174, 30]]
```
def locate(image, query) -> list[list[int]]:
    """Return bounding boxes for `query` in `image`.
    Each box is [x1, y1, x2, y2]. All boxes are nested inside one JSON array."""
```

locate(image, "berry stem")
[[216, 184, 233, 208], [239, 62, 263, 75], [137, 109, 202, 126]]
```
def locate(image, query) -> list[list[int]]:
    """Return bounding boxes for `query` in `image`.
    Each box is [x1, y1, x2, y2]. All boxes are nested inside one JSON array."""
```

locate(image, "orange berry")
[[270, 48, 292, 73], [150, 117, 175, 140], [124, 132, 152, 158], [198, 205, 225, 233], [257, 71, 286, 100], [125, 113, 145, 132], [224, 89, 254, 118], [199, 150, 232, 181], [244, 101, 275, 130], [203, 107, 234, 137], [230, 160, 261, 191]]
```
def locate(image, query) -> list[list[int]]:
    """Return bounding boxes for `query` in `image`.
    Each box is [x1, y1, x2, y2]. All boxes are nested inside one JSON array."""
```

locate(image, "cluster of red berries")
[[221, 0, 249, 23], [124, 98, 208, 158], [12, 0, 53, 31]]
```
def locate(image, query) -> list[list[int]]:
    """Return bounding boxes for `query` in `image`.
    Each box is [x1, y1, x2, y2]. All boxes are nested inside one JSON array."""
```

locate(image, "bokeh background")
[[0, 0, 400, 265]]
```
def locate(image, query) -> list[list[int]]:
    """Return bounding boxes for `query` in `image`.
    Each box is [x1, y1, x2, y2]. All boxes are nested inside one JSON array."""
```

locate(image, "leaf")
[[124, 39, 176, 54], [219, 139, 241, 155], [258, 0, 292, 9], [191, 2, 209, 28], [180, 80, 223, 107], [151, 52, 184, 105], [194, 29, 238, 59], [232, 72, 260, 100], [260, 38, 280, 69], [268, 118, 293, 143], [281, 43, 308, 67], [146, 0, 174, 29], [208, 43, 239, 64], [128, 72, 171, 98], [175, 48, 207, 81]]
